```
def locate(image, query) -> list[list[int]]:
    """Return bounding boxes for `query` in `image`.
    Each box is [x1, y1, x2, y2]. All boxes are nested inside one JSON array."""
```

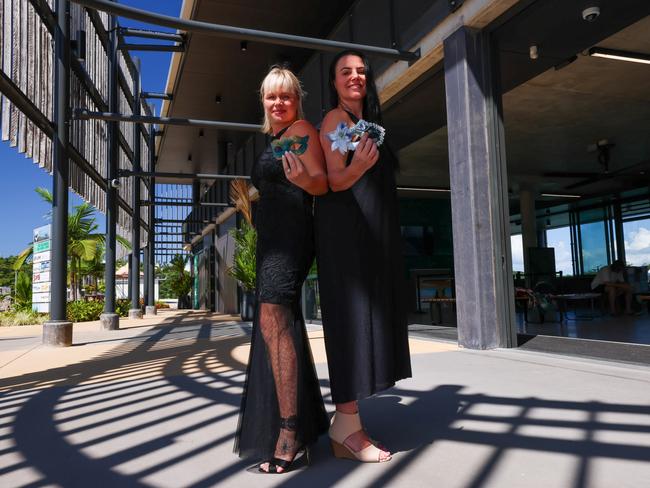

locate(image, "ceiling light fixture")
[[529, 45, 539, 60], [240, 41, 248, 52], [396, 186, 451, 193], [588, 47, 650, 65], [215, 95, 222, 104], [540, 193, 581, 199]]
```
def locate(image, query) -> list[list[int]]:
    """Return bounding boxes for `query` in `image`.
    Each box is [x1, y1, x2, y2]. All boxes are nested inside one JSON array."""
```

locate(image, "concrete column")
[[443, 26, 516, 349], [100, 6, 120, 331], [520, 187, 538, 279], [43, 0, 73, 346]]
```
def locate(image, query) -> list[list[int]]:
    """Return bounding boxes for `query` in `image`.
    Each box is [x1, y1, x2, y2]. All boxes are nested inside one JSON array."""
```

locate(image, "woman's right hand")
[[350, 133, 379, 171]]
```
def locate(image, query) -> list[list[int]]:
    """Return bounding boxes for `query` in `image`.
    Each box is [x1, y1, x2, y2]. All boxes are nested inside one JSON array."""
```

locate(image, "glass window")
[[580, 221, 608, 274], [401, 225, 434, 256], [623, 219, 650, 266], [546, 226, 574, 276], [511, 234, 524, 272]]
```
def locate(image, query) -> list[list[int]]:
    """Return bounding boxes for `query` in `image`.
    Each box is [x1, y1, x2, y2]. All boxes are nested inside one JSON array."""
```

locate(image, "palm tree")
[[13, 188, 130, 301]]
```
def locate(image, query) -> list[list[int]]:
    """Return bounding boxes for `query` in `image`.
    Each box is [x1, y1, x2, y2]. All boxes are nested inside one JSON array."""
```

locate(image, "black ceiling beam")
[[73, 109, 262, 132], [69, 0, 419, 62]]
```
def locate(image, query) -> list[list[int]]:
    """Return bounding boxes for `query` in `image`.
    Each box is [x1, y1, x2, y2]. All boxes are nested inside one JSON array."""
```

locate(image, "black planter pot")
[[240, 290, 256, 321]]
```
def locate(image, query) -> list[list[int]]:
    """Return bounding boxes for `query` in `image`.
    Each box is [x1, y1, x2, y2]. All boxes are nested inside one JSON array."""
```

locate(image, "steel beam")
[[141, 92, 172, 100], [146, 122, 156, 314], [155, 219, 211, 224], [118, 27, 184, 43], [119, 42, 184, 52], [101, 2, 120, 331], [141, 201, 231, 207], [73, 109, 261, 132], [129, 59, 143, 319], [0, 70, 54, 137], [120, 170, 250, 181], [43, 0, 73, 346], [69, 0, 419, 61]]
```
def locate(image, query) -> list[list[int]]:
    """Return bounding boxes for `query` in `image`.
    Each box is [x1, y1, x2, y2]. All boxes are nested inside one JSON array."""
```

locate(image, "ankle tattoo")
[[279, 415, 298, 431]]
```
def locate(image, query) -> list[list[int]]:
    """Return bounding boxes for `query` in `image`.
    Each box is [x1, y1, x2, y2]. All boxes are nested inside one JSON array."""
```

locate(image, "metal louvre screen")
[[1, 0, 54, 168], [0, 0, 152, 240]]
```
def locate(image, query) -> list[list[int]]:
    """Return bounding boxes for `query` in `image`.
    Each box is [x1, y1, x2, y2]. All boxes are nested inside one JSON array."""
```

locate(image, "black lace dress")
[[315, 111, 412, 404], [234, 128, 329, 461]]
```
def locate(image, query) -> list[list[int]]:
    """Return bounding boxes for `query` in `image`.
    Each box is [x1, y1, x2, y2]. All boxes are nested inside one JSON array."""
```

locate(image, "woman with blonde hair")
[[234, 66, 329, 473]]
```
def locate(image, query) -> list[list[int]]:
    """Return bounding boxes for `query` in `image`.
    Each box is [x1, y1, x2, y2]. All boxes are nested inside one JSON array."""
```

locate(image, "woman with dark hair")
[[234, 66, 329, 473], [315, 50, 412, 463]]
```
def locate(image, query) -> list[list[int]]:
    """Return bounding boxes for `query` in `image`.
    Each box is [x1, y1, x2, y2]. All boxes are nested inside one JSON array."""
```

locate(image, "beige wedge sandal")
[[329, 411, 392, 463]]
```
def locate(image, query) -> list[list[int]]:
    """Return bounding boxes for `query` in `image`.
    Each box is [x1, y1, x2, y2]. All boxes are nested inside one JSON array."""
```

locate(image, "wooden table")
[[420, 278, 456, 325]]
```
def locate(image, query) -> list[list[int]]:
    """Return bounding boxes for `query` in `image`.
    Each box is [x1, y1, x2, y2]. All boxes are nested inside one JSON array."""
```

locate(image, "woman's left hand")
[[282, 151, 311, 189]]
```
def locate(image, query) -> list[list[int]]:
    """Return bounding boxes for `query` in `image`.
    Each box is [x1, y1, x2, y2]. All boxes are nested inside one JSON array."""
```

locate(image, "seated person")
[[591, 260, 634, 315]]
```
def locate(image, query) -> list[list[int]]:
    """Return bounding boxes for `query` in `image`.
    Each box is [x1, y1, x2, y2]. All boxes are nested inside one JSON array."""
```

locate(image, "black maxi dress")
[[234, 129, 329, 460], [315, 111, 412, 404]]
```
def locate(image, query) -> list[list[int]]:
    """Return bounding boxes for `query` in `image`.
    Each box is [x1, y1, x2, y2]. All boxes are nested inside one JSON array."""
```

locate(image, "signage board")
[[33, 261, 51, 273], [32, 292, 51, 303], [32, 225, 52, 313], [33, 251, 51, 263], [33, 224, 51, 243], [33, 282, 51, 293], [33, 271, 51, 283], [34, 240, 51, 253]]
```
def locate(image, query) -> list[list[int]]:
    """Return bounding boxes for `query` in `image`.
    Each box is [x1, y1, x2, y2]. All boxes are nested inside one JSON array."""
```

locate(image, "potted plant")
[[167, 254, 192, 309], [228, 180, 257, 321]]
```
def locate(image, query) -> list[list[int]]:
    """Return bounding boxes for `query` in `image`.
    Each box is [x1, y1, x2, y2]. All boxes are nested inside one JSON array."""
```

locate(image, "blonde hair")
[[259, 66, 306, 134]]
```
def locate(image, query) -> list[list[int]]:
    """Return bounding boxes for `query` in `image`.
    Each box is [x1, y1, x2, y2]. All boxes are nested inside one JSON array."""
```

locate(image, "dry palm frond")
[[230, 179, 253, 226]]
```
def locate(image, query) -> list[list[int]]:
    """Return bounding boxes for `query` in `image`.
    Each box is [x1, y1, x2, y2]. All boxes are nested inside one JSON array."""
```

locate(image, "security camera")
[[110, 178, 122, 189], [582, 6, 600, 22]]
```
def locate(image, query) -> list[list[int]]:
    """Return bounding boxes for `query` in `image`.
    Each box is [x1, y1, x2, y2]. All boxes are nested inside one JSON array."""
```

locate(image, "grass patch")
[[0, 310, 49, 326]]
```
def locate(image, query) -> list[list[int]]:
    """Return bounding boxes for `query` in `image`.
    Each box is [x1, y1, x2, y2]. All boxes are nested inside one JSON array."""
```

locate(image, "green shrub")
[[116, 299, 131, 317], [66, 300, 104, 322]]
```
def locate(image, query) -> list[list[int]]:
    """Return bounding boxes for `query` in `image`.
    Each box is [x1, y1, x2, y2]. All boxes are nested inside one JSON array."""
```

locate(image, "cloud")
[[624, 226, 650, 266]]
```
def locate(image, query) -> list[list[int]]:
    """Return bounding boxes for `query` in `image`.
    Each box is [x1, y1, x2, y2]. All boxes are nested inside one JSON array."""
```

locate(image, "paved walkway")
[[0, 310, 648, 487]]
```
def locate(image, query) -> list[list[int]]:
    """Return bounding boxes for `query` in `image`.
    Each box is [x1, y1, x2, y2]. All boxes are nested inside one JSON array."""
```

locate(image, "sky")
[[511, 218, 650, 275], [0, 0, 182, 257]]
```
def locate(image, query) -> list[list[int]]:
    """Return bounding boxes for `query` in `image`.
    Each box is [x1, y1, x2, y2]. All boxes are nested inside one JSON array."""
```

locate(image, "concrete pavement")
[[0, 310, 649, 487]]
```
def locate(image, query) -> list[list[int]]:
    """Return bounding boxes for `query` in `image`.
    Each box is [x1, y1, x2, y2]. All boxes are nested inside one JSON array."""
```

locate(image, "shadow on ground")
[[0, 312, 648, 487]]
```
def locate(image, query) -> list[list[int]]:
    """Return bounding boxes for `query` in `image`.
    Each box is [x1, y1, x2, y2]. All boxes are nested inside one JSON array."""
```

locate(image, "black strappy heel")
[[258, 416, 310, 474]]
